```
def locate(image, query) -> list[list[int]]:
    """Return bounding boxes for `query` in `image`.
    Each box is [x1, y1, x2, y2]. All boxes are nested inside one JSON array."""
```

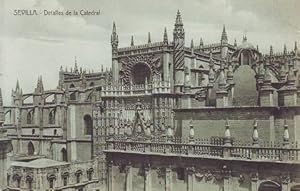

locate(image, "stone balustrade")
[[104, 136, 300, 162]]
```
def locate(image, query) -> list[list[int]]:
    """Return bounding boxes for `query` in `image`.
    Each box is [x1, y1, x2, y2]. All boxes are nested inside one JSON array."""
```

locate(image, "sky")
[[0, 0, 299, 105]]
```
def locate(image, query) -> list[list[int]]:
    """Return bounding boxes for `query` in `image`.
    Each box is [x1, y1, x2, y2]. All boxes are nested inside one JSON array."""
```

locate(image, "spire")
[[295, 41, 298, 52], [256, 45, 259, 52], [36, 76, 44, 92], [234, 39, 237, 47], [60, 65, 63, 72], [221, 25, 228, 43], [283, 44, 287, 55], [130, 35, 134, 46], [148, 32, 151, 44], [163, 27, 168, 44], [173, 10, 185, 41]]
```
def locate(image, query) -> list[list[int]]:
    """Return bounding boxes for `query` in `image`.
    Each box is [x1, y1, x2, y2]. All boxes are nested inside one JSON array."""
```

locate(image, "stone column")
[[281, 174, 290, 191], [165, 167, 172, 191], [250, 172, 258, 191], [144, 164, 151, 191], [186, 167, 195, 191], [125, 165, 133, 191], [107, 161, 113, 191]]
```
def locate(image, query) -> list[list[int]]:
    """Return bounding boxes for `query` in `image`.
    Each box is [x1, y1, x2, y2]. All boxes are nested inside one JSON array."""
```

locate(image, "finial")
[[234, 39, 237, 47], [163, 27, 168, 44], [16, 80, 20, 91], [189, 120, 194, 142], [256, 45, 259, 52], [148, 32, 151, 44], [243, 35, 247, 42], [283, 44, 287, 55], [0, 88, 3, 106], [295, 41, 298, 51], [130, 35, 134, 46], [200, 37, 203, 47], [74, 56, 78, 72], [224, 119, 231, 146], [283, 120, 289, 143], [270, 45, 273, 56], [252, 120, 259, 146], [287, 60, 296, 84], [191, 39, 194, 48], [60, 65, 63, 72]]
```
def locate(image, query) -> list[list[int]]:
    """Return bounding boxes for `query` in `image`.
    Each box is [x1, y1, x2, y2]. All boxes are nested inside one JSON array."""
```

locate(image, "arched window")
[[28, 142, 34, 155], [49, 110, 55, 124], [87, 168, 94, 181], [13, 174, 21, 188], [61, 148, 67, 162], [27, 111, 33, 124], [89, 82, 95, 87], [48, 175, 56, 189], [84, 115, 93, 135], [62, 172, 69, 186], [75, 170, 82, 183], [69, 84, 75, 88]]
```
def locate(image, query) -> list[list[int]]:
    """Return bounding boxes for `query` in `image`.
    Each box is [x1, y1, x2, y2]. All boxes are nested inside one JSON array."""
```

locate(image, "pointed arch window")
[[84, 115, 93, 135], [27, 110, 34, 124], [49, 109, 56, 124], [61, 148, 67, 162], [28, 142, 34, 155], [70, 92, 76, 101]]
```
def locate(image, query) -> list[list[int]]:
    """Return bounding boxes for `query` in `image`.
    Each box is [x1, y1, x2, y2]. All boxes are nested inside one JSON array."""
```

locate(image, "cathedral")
[[1, 10, 300, 191]]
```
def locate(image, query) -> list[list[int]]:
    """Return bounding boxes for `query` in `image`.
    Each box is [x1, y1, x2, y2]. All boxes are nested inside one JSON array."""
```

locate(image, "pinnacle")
[[131, 35, 134, 46], [175, 10, 183, 26], [163, 27, 168, 43], [221, 25, 228, 41]]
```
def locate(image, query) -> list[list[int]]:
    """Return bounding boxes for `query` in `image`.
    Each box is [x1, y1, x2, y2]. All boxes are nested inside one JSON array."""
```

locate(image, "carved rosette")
[[119, 54, 161, 84]]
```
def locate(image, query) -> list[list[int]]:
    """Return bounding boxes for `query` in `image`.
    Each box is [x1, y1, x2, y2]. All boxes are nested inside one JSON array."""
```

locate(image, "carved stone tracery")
[[119, 54, 161, 84]]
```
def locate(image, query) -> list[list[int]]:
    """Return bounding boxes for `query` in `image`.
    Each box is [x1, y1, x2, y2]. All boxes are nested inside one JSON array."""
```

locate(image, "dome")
[[237, 37, 256, 50]]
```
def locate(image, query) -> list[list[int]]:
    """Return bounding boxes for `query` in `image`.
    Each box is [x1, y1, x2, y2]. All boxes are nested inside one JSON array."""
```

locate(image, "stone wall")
[[174, 107, 300, 143]]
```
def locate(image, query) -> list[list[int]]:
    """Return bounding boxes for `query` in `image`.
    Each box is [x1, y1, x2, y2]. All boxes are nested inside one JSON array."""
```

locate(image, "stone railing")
[[104, 136, 300, 162]]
